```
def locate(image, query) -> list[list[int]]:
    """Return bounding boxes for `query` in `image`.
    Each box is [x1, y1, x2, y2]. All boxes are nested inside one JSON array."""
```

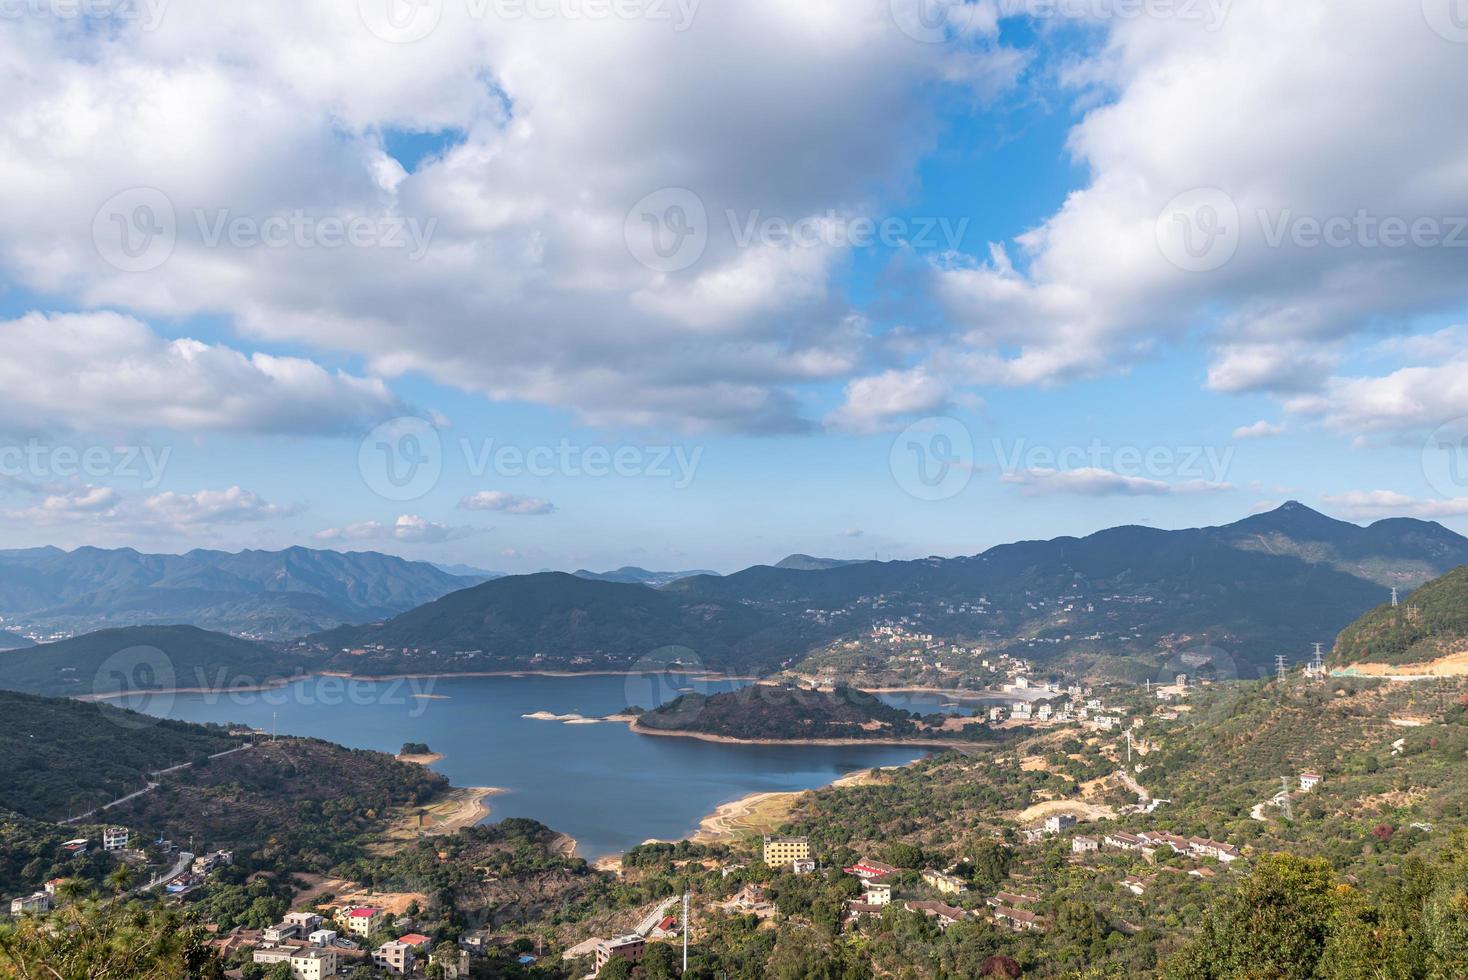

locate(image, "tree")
[[0, 901, 225, 979], [1161, 853, 1338, 979]]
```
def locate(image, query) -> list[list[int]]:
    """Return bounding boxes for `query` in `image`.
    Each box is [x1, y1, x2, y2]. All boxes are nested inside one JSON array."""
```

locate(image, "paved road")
[[62, 744, 254, 825], [635, 896, 681, 936]]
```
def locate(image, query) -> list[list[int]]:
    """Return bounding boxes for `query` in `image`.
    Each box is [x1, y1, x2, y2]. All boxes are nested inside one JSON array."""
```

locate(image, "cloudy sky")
[[1, 0, 1466, 572]]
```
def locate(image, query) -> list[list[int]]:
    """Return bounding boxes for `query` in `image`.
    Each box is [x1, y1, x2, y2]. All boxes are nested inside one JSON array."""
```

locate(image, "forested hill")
[[0, 690, 242, 822], [634, 684, 928, 741], [313, 571, 821, 675], [0, 629, 35, 650], [0, 624, 310, 697], [1332, 565, 1468, 667]]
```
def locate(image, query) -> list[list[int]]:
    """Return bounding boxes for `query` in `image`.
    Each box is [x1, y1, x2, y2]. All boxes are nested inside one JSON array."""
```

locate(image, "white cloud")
[[5, 483, 292, 531], [824, 367, 951, 434], [1001, 467, 1231, 497], [915, 1, 1468, 402], [1320, 490, 1468, 521], [1285, 358, 1468, 435], [0, 312, 400, 436], [0, 0, 1023, 434], [1233, 420, 1285, 440], [840, 527, 864, 537], [315, 514, 479, 544], [459, 491, 558, 516]]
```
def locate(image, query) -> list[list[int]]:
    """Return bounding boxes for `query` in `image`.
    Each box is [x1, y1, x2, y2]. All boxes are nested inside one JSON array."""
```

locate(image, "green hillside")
[[0, 629, 34, 650], [314, 571, 821, 675], [0, 690, 241, 821], [0, 625, 309, 697], [635, 684, 931, 741], [1332, 566, 1468, 666]]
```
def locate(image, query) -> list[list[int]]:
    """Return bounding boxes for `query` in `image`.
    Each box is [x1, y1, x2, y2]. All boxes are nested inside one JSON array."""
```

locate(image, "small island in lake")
[[631, 683, 987, 744]]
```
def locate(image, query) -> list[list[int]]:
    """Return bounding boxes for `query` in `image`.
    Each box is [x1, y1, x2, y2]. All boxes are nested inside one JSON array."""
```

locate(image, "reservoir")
[[113, 672, 934, 858]]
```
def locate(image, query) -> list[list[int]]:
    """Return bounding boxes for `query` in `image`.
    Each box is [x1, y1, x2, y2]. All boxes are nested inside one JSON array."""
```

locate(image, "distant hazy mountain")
[[0, 547, 484, 639], [0, 625, 306, 698], [431, 562, 508, 579], [1210, 500, 1468, 588], [0, 630, 34, 650], [773, 554, 871, 571], [572, 566, 720, 587], [1332, 565, 1468, 667], [664, 503, 1468, 672]]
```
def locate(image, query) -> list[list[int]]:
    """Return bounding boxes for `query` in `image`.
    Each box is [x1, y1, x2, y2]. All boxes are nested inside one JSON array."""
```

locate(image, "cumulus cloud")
[[1285, 358, 1468, 435], [1320, 490, 1468, 521], [459, 491, 557, 516], [913, 1, 1468, 407], [0, 312, 400, 436], [5, 483, 292, 531], [0, 0, 1023, 434], [1233, 420, 1285, 440], [1001, 467, 1231, 497], [315, 514, 479, 544], [824, 367, 951, 434]]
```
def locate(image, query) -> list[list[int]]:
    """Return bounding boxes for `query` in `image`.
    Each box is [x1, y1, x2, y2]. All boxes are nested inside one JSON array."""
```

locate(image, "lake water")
[[114, 673, 932, 858]]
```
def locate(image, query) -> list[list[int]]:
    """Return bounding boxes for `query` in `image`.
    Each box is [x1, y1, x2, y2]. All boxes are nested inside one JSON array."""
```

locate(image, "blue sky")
[[0, 1, 1465, 572]]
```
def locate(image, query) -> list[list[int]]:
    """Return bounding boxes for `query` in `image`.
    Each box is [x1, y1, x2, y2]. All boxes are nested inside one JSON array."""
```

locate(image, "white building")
[[102, 827, 129, 851]]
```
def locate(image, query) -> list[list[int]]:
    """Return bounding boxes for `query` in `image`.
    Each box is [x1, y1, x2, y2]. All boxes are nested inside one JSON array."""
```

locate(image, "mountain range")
[[571, 566, 721, 587], [4, 503, 1464, 682], [0, 546, 486, 640], [316, 502, 1468, 676]]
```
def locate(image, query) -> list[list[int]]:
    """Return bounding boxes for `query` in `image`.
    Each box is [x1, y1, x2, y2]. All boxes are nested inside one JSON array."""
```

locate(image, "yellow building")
[[763, 835, 811, 866], [922, 870, 970, 895]]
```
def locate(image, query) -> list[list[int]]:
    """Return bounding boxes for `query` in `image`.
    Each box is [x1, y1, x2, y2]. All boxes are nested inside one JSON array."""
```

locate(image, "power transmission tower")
[[1275, 655, 1288, 685], [1279, 777, 1293, 821], [1392, 587, 1400, 608]]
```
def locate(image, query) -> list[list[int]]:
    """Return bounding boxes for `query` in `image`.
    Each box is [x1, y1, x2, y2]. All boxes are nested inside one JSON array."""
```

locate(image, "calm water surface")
[[119, 673, 932, 858]]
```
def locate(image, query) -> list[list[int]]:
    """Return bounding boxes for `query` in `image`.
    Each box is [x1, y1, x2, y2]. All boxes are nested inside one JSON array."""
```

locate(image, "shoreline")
[[79, 668, 760, 701], [396, 751, 444, 765], [627, 717, 988, 750]]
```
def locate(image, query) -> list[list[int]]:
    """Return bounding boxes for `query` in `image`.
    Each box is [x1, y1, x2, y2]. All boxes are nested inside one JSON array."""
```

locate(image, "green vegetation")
[[0, 899, 225, 979], [314, 572, 822, 676], [1162, 843, 1468, 978], [1333, 565, 1468, 666], [0, 689, 240, 821], [0, 625, 309, 697], [401, 741, 432, 755], [635, 685, 946, 741], [104, 737, 448, 873]]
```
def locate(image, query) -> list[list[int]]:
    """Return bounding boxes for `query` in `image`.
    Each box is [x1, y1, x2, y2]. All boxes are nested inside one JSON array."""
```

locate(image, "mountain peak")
[[1226, 500, 1357, 538]]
